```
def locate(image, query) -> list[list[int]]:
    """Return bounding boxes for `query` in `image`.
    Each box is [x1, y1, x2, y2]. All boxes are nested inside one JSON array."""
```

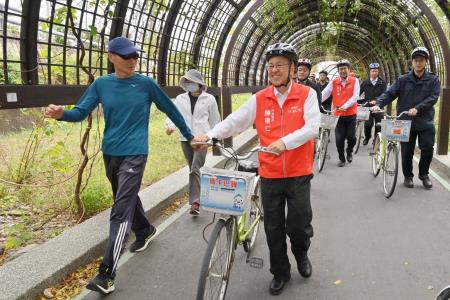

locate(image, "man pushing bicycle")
[[192, 43, 320, 295]]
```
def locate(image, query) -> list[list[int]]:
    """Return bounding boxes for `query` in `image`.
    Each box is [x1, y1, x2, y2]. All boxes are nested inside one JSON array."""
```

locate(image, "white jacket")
[[166, 91, 221, 141]]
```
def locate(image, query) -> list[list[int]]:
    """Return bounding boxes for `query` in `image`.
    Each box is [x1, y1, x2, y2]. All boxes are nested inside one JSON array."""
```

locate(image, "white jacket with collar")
[[166, 91, 221, 141]]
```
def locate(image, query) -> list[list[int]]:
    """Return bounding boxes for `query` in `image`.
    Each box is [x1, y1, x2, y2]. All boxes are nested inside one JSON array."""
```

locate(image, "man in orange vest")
[[193, 43, 320, 295], [321, 59, 360, 167]]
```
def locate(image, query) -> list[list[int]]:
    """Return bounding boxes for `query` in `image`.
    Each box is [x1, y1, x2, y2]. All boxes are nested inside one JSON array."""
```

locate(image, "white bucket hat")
[[179, 69, 207, 92]]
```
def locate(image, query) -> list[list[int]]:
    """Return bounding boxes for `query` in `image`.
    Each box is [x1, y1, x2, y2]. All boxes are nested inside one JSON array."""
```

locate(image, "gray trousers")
[[181, 141, 207, 205]]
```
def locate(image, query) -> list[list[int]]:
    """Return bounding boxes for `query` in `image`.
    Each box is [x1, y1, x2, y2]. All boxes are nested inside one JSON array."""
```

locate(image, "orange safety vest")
[[332, 76, 358, 117], [254, 83, 314, 178]]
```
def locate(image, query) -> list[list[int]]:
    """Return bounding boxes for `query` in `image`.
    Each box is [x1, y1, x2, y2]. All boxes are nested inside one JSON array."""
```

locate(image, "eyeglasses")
[[265, 63, 290, 71], [113, 52, 140, 60]]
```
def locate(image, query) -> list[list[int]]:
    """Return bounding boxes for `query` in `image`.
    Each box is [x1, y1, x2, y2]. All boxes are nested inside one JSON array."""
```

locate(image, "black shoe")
[[129, 226, 158, 252], [403, 177, 414, 188], [269, 275, 290, 295], [419, 175, 433, 189], [338, 160, 345, 167], [86, 273, 115, 294], [297, 252, 312, 278], [363, 138, 369, 146], [347, 153, 353, 163]]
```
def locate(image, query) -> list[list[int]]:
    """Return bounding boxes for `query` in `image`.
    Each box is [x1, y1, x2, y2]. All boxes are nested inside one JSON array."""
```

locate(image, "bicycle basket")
[[357, 107, 370, 121], [320, 113, 339, 129], [200, 166, 255, 216], [381, 119, 412, 142]]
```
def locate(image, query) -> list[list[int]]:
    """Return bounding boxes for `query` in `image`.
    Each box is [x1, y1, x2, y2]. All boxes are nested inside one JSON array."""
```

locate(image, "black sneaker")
[[363, 138, 369, 146], [86, 273, 115, 294], [347, 153, 353, 163], [338, 160, 345, 167], [129, 226, 158, 253]]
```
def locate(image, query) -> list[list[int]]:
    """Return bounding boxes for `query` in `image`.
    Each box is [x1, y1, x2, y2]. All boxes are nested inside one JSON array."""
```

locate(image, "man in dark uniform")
[[297, 58, 322, 110], [318, 70, 331, 111], [359, 63, 387, 145], [372, 47, 440, 189]]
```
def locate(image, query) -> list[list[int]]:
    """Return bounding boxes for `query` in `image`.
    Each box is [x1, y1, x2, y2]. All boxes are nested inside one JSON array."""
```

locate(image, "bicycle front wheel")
[[244, 178, 262, 260], [383, 143, 399, 198], [355, 121, 363, 154], [317, 130, 329, 172], [372, 133, 382, 177], [197, 218, 236, 300]]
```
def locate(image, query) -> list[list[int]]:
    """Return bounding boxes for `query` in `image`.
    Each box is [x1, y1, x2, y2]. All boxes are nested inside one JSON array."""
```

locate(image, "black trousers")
[[101, 154, 152, 277], [335, 115, 357, 161], [261, 175, 313, 280], [400, 122, 435, 178], [364, 112, 383, 140]]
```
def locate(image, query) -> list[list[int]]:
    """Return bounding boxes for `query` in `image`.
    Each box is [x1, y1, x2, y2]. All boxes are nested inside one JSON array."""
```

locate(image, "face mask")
[[186, 83, 200, 93]]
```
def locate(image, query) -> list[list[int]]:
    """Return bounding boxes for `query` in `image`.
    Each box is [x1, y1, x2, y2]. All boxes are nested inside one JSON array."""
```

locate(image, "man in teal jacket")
[[44, 37, 193, 294]]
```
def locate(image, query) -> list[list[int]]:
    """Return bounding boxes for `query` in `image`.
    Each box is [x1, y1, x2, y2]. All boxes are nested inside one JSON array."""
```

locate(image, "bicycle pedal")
[[248, 256, 264, 268]]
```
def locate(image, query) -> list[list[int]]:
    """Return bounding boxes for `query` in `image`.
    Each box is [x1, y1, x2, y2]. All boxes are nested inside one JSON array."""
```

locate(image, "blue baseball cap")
[[108, 37, 140, 55]]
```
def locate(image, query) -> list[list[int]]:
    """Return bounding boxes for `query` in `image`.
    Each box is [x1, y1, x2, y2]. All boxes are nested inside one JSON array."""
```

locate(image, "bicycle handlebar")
[[191, 138, 280, 160], [370, 109, 410, 119]]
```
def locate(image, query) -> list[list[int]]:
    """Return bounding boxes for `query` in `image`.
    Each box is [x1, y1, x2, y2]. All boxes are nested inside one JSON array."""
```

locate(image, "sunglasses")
[[113, 52, 140, 60]]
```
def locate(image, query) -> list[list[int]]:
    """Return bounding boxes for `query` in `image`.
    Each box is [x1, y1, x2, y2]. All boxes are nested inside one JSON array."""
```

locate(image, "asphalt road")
[[78, 141, 450, 300]]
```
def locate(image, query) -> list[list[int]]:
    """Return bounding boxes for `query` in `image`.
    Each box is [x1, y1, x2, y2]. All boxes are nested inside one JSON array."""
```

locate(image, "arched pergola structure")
[[0, 0, 449, 153]]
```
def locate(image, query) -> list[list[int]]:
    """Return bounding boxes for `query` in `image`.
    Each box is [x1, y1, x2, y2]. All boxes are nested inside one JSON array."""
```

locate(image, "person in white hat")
[[166, 69, 221, 215]]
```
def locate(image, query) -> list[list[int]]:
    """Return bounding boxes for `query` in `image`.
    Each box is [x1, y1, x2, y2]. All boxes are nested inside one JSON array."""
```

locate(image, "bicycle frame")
[[236, 178, 262, 243]]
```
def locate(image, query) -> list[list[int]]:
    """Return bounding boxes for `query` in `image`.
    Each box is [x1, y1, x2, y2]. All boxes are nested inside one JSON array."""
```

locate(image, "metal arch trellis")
[[0, 0, 449, 153]]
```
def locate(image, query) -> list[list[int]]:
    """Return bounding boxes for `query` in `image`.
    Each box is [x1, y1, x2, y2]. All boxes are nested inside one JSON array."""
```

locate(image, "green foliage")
[[80, 186, 113, 217], [4, 224, 33, 250], [263, 0, 295, 35]]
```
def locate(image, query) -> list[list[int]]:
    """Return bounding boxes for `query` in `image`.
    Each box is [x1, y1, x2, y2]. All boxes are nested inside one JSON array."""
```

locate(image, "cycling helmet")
[[411, 47, 429, 59], [337, 59, 351, 68], [297, 58, 312, 70], [265, 43, 298, 64], [369, 63, 380, 69], [319, 70, 328, 75]]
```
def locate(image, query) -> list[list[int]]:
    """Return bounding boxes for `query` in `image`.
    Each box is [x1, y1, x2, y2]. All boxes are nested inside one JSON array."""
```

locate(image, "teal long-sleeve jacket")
[[61, 73, 193, 156]]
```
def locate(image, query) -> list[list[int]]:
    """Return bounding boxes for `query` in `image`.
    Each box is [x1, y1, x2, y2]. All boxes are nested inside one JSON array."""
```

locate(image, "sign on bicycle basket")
[[381, 119, 412, 142], [320, 114, 339, 129], [200, 167, 255, 216], [357, 107, 370, 121]]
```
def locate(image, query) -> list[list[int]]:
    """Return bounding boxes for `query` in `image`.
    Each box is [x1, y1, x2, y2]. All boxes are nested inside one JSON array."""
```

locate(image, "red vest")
[[254, 83, 314, 178], [332, 76, 358, 116]]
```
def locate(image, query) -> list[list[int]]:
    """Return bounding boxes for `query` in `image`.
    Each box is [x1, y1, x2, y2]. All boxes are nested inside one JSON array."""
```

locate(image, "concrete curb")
[[0, 129, 257, 300]]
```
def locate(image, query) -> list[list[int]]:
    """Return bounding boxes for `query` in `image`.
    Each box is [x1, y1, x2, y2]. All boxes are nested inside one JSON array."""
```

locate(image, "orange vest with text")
[[254, 83, 314, 178], [332, 76, 358, 116]]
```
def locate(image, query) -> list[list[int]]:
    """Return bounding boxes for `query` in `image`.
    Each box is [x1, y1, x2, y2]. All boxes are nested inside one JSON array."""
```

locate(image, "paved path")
[[78, 142, 450, 300]]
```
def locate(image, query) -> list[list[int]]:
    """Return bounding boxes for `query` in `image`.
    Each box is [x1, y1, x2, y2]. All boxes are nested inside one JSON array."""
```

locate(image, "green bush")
[[80, 186, 113, 217]]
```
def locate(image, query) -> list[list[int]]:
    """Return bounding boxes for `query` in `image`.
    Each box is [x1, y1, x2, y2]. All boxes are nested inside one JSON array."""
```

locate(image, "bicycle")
[[194, 139, 278, 300], [436, 285, 450, 300], [371, 110, 411, 198], [316, 107, 339, 172], [354, 104, 371, 154]]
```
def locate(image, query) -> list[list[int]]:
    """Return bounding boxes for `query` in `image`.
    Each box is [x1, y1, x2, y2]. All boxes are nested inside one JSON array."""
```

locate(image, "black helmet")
[[297, 58, 312, 70], [319, 70, 328, 75], [337, 59, 351, 68], [411, 47, 429, 59], [266, 43, 298, 64], [369, 63, 380, 69]]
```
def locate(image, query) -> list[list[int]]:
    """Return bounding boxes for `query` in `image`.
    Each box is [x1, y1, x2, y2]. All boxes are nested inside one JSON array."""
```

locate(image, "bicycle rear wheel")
[[317, 130, 329, 172], [383, 143, 399, 198], [354, 121, 363, 154], [244, 178, 262, 261], [372, 133, 382, 177], [197, 218, 236, 300]]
